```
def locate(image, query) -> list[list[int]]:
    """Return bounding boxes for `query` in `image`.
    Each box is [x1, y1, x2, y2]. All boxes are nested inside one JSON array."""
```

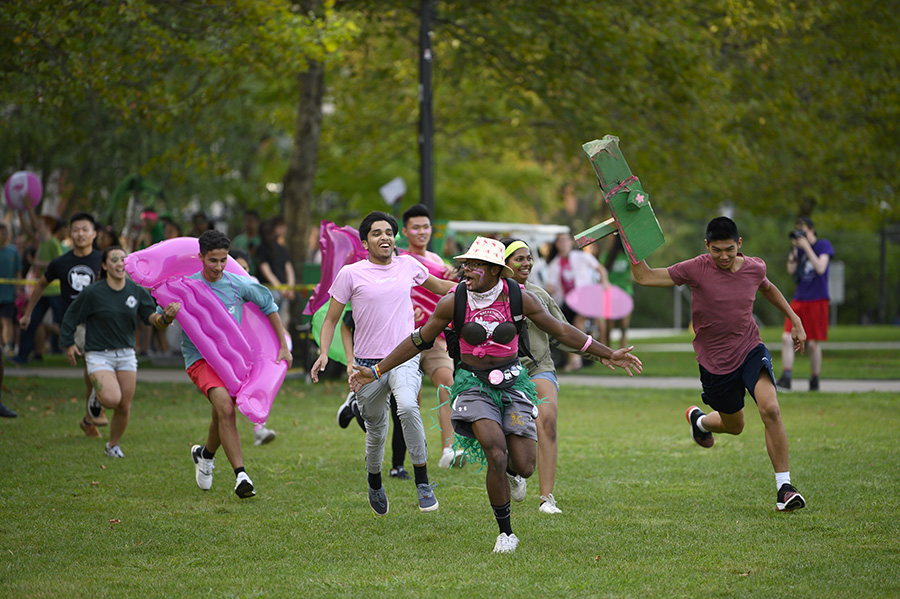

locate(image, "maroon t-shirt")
[[668, 253, 771, 374]]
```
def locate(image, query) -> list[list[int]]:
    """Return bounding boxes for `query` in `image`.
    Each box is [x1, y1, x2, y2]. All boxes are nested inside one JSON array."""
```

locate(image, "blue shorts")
[[698, 343, 775, 415], [530, 370, 559, 391]]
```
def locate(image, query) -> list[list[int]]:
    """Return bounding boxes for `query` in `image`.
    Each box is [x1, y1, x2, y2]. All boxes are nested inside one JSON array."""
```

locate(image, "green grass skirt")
[[447, 366, 539, 469]]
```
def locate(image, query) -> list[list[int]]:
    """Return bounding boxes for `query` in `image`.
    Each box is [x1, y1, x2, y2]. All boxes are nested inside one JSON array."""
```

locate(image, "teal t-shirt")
[[60, 278, 157, 351], [0, 245, 21, 304], [177, 271, 279, 370]]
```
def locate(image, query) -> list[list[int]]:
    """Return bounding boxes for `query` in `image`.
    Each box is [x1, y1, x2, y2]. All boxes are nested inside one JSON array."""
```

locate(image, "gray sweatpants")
[[355, 355, 426, 473]]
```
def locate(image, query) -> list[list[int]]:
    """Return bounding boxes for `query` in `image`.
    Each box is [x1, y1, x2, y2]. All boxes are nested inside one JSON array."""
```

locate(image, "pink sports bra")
[[456, 281, 520, 359]]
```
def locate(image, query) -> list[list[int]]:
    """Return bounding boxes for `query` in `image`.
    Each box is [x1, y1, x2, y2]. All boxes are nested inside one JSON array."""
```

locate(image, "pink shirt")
[[668, 253, 771, 374], [329, 255, 428, 359], [452, 280, 520, 359], [400, 249, 447, 328]]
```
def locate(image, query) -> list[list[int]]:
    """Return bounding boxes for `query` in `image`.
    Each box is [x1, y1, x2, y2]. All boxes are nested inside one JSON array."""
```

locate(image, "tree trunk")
[[282, 59, 324, 334]]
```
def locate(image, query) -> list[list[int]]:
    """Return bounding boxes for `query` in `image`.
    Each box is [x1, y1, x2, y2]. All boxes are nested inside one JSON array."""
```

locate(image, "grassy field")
[[2, 374, 899, 598], [581, 325, 900, 379]]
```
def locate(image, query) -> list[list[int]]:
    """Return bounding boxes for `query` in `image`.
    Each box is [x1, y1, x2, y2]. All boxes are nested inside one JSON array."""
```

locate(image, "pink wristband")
[[580, 336, 592, 352]]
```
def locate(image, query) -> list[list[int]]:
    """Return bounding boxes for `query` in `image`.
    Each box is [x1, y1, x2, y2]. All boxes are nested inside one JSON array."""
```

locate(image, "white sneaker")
[[507, 472, 527, 502], [493, 532, 519, 553], [438, 447, 467, 469], [539, 494, 562, 514], [253, 425, 276, 446], [234, 472, 256, 498], [191, 444, 214, 490], [104, 444, 124, 458]]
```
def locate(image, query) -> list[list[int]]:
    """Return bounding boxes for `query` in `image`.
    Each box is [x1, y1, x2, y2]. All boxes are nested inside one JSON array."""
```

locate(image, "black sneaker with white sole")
[[368, 486, 389, 515], [88, 390, 103, 420], [337, 392, 356, 428], [776, 483, 806, 512], [686, 405, 714, 448]]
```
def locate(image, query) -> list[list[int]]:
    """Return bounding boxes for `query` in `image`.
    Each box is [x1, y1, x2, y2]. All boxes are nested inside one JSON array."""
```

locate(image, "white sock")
[[775, 471, 791, 490], [696, 416, 709, 433]]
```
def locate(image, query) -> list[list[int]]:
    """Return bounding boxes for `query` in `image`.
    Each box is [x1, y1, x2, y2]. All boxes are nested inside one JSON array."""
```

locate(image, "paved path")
[[7, 366, 899, 393]]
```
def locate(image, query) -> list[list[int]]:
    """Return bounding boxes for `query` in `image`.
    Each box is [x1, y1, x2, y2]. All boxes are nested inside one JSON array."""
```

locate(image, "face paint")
[[463, 262, 486, 285]]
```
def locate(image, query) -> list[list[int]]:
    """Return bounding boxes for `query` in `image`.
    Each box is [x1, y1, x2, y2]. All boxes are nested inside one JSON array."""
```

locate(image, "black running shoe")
[[686, 405, 714, 448], [88, 390, 103, 420], [775, 374, 792, 391], [776, 483, 806, 512], [390, 466, 411, 480], [337, 392, 356, 428], [234, 472, 256, 499], [368, 486, 389, 515], [808, 376, 819, 392]]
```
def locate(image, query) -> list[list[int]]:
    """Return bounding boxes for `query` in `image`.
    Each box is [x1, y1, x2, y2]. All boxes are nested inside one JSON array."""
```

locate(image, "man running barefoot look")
[[630, 217, 808, 512], [350, 237, 642, 553], [311, 211, 455, 516]]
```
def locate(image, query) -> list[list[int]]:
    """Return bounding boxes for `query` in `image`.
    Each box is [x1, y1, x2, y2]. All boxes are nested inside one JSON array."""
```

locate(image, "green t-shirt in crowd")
[[520, 280, 568, 377], [60, 278, 157, 351]]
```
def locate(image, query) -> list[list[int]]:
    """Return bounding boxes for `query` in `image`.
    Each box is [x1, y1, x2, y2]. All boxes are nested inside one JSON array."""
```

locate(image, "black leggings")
[[389, 394, 407, 469]]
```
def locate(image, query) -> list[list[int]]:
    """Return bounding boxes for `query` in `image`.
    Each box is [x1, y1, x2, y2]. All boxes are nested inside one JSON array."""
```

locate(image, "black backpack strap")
[[442, 281, 468, 368], [504, 278, 536, 363], [453, 281, 467, 337]]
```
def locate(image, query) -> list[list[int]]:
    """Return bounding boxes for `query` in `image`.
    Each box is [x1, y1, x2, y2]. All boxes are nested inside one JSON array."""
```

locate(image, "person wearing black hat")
[[776, 216, 834, 392]]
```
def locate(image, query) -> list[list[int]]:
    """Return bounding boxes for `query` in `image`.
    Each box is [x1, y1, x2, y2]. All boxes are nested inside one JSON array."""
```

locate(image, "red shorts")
[[186, 359, 231, 400], [784, 299, 829, 341]]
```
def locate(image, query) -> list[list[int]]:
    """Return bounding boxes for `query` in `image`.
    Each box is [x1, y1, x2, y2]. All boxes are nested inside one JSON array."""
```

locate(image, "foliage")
[[0, 0, 355, 227]]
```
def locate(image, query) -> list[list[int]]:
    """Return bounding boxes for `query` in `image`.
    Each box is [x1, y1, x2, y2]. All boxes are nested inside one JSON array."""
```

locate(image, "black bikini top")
[[459, 321, 517, 346]]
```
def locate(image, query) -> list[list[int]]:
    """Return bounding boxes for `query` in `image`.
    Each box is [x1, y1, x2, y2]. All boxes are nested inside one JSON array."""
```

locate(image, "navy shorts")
[[698, 343, 776, 415]]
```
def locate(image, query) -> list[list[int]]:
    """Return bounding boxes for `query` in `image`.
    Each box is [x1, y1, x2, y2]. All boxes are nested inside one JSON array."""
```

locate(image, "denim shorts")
[[530, 370, 559, 391], [84, 348, 138, 374]]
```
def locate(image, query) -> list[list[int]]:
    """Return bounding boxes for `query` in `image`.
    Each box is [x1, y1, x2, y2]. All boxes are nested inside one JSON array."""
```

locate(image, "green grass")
[[2, 376, 899, 598], [583, 325, 900, 379], [635, 325, 900, 345]]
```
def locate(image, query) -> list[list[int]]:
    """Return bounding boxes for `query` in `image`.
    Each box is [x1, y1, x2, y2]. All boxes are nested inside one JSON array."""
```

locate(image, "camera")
[[789, 229, 805, 240]]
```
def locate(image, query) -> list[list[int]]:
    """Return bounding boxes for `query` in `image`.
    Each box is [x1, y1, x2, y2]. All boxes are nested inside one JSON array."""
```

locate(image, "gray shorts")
[[451, 388, 538, 441]]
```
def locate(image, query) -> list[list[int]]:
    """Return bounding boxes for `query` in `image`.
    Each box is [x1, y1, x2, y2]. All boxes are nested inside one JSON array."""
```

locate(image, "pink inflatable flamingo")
[[125, 237, 287, 424]]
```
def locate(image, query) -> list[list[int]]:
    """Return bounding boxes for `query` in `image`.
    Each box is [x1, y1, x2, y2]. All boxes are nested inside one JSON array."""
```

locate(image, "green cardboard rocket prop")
[[576, 136, 665, 263]]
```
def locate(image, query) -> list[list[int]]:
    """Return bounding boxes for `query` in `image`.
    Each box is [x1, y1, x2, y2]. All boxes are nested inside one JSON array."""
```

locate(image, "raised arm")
[[795, 236, 831, 275], [630, 260, 676, 287], [523, 290, 642, 376], [421, 274, 455, 296]]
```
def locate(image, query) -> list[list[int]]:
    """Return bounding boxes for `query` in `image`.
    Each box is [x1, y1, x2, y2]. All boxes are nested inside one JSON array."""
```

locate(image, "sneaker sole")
[[686, 406, 714, 448], [776, 493, 806, 512], [235, 481, 256, 498], [418, 499, 439, 513]]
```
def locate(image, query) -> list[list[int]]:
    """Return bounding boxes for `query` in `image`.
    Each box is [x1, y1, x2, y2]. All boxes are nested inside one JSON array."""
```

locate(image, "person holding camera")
[[776, 216, 834, 391]]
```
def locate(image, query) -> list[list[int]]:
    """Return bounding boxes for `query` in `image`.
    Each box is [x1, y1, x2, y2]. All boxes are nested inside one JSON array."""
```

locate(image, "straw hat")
[[454, 236, 515, 278]]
